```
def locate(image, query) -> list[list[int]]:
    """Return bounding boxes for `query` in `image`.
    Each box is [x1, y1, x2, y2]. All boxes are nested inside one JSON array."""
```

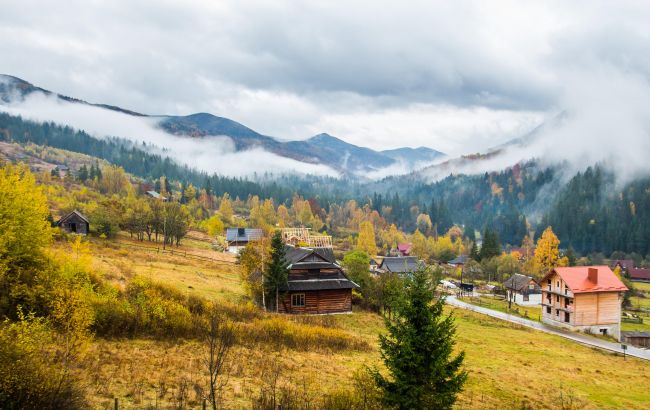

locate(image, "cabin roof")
[[622, 331, 650, 338], [543, 266, 628, 293], [379, 256, 421, 273], [283, 245, 359, 290], [225, 228, 263, 242], [503, 273, 538, 292], [611, 259, 635, 271], [448, 255, 469, 265], [57, 209, 89, 225], [286, 279, 359, 291], [629, 268, 650, 281], [284, 245, 335, 265]]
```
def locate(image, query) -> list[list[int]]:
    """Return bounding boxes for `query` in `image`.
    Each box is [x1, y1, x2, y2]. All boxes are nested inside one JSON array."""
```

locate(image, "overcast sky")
[[2, 1, 650, 155]]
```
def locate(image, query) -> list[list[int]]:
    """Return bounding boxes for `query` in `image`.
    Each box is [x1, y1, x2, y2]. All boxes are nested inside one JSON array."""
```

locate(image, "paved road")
[[446, 295, 650, 362]]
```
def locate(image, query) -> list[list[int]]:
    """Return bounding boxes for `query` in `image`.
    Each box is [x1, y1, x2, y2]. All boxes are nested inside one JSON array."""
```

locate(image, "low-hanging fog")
[[0, 91, 339, 178]]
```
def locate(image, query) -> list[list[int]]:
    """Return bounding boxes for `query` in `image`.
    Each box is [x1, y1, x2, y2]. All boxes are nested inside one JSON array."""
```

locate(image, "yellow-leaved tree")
[[533, 227, 568, 276], [218, 193, 234, 224], [356, 221, 378, 256], [0, 163, 53, 284]]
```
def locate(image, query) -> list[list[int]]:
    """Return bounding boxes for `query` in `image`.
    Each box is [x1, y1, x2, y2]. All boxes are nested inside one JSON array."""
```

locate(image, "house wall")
[[59, 214, 89, 235], [278, 289, 352, 314], [508, 291, 541, 306], [542, 271, 623, 340]]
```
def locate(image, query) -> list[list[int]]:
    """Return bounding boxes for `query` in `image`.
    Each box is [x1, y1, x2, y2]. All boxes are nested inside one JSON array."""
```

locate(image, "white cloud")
[[2, 0, 650, 178]]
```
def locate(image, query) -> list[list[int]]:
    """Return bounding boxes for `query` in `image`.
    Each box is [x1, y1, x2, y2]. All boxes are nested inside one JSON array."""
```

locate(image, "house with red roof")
[[397, 243, 412, 256], [541, 266, 628, 341]]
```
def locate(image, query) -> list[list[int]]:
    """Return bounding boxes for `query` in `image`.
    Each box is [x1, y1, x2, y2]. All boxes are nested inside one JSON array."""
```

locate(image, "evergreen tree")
[[265, 231, 289, 312], [77, 165, 88, 182], [565, 246, 577, 267], [479, 228, 501, 261], [373, 267, 467, 409], [469, 241, 479, 261]]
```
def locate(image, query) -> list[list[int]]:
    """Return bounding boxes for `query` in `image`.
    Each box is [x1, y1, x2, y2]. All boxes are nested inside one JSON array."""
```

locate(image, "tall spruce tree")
[[373, 268, 467, 409], [479, 228, 501, 261], [265, 231, 289, 312]]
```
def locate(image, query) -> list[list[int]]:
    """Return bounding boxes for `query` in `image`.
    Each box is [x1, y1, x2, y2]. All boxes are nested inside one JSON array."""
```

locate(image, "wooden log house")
[[540, 266, 628, 341], [278, 246, 359, 314], [56, 210, 90, 235]]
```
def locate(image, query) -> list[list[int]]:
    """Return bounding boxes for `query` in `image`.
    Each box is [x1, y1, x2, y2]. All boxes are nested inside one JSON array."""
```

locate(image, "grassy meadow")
[[79, 234, 650, 409]]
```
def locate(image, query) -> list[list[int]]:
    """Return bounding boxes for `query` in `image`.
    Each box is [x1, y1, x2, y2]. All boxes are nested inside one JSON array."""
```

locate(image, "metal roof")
[[379, 256, 422, 273], [225, 228, 263, 242]]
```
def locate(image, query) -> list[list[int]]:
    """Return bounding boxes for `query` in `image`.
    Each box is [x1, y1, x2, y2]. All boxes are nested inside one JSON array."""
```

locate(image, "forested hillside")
[[2, 111, 650, 256]]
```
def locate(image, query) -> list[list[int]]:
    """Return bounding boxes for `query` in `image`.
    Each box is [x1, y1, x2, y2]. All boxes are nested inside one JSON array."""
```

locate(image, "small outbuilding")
[[621, 331, 650, 348], [57, 210, 90, 235], [503, 273, 542, 306], [225, 227, 263, 253]]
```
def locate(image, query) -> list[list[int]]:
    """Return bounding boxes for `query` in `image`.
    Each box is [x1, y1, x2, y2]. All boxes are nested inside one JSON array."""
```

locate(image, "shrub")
[[0, 316, 87, 409]]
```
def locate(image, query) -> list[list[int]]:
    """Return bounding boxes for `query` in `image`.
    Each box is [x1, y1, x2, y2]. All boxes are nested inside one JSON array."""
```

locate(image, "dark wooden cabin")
[[279, 246, 359, 314], [57, 210, 90, 235]]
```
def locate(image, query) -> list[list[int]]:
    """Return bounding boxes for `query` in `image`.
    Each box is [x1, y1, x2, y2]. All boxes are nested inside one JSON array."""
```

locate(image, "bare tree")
[[201, 305, 237, 410]]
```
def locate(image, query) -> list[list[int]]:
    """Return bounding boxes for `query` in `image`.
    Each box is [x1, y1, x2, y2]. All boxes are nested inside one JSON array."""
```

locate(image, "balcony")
[[543, 288, 574, 298]]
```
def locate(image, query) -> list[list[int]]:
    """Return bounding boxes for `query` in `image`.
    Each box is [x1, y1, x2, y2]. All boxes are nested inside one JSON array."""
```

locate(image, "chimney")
[[588, 267, 598, 284]]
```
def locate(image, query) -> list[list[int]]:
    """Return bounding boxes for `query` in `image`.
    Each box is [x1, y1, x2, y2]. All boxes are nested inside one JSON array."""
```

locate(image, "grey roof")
[[58, 209, 89, 225], [622, 331, 650, 338], [379, 256, 422, 273], [226, 228, 263, 242], [503, 273, 540, 293], [145, 190, 168, 200], [448, 255, 469, 265], [282, 245, 359, 291], [284, 245, 335, 264], [287, 279, 358, 291]]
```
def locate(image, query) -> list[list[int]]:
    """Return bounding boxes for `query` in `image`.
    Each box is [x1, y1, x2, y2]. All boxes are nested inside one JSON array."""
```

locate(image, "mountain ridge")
[[0, 74, 446, 175]]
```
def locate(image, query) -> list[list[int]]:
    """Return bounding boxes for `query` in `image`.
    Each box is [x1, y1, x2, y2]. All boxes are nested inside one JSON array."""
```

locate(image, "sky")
[[2, 1, 650, 168]]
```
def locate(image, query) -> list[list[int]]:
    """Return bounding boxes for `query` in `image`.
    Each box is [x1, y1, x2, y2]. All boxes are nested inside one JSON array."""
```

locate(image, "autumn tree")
[[533, 227, 568, 276], [218, 193, 234, 224], [357, 221, 378, 256]]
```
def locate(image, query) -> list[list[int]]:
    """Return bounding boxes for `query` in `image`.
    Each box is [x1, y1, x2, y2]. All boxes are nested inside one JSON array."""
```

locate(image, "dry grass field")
[[78, 234, 650, 409]]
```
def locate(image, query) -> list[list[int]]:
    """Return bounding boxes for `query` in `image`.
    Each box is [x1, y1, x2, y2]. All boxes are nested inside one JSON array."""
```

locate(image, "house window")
[[291, 293, 305, 307], [529, 284, 535, 290], [546, 306, 551, 314], [556, 281, 560, 288], [600, 328, 608, 336], [556, 309, 560, 317], [556, 295, 560, 302], [523, 293, 530, 302], [564, 312, 570, 323]]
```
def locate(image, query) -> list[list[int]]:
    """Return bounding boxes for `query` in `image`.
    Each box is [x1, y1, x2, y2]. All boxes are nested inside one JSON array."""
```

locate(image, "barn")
[[57, 210, 90, 235], [278, 246, 359, 314]]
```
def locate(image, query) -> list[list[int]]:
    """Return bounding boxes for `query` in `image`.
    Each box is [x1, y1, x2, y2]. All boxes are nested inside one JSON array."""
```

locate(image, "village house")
[[278, 245, 359, 314], [629, 268, 650, 282], [610, 259, 650, 282], [225, 227, 263, 253], [145, 190, 167, 201], [448, 255, 469, 268], [378, 256, 422, 274], [57, 210, 90, 235], [396, 243, 412, 256], [503, 273, 541, 306], [541, 266, 628, 341]]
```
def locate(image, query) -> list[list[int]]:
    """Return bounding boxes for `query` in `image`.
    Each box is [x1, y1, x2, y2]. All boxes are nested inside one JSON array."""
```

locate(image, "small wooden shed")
[[57, 210, 90, 235]]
